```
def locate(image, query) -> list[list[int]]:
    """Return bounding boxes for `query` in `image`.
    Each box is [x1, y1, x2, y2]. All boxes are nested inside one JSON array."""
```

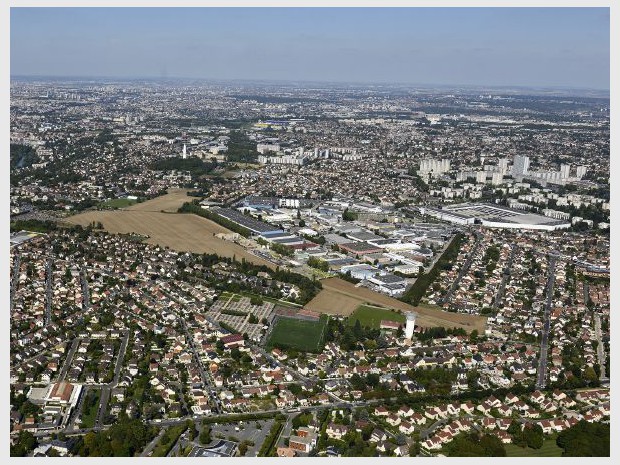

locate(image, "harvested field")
[[303, 288, 362, 316], [306, 277, 486, 332], [65, 210, 275, 269], [126, 189, 194, 212]]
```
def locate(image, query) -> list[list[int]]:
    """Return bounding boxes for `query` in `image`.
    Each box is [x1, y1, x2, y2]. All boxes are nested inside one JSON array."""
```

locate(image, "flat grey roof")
[[212, 207, 281, 234]]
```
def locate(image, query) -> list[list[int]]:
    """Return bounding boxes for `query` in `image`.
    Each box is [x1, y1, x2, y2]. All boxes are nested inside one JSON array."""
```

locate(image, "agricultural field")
[[126, 189, 194, 212], [347, 304, 406, 329], [306, 277, 487, 333], [505, 440, 563, 457], [98, 198, 137, 209], [66, 210, 274, 269], [299, 288, 361, 316], [266, 315, 328, 353]]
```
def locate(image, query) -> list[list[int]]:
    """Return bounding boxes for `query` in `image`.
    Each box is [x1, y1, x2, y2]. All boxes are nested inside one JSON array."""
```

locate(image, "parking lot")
[[209, 418, 275, 457]]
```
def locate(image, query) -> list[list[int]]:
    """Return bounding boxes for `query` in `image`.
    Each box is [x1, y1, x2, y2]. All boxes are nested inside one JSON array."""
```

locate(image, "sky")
[[10, 7, 610, 90]]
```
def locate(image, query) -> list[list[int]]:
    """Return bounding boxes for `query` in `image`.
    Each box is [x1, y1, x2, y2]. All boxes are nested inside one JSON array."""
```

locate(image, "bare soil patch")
[[126, 189, 194, 212], [307, 277, 486, 332]]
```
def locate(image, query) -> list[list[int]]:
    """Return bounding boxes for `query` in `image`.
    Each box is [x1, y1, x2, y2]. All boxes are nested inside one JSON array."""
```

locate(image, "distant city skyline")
[[10, 7, 610, 90]]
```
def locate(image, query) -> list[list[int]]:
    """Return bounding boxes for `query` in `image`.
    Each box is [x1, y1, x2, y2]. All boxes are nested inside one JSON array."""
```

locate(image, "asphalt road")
[[10, 253, 21, 312], [65, 385, 90, 432], [57, 338, 81, 382], [493, 244, 518, 310], [593, 313, 607, 381], [536, 255, 556, 389], [44, 257, 53, 326], [80, 267, 90, 311], [95, 331, 132, 428], [438, 231, 482, 305], [140, 426, 167, 457]]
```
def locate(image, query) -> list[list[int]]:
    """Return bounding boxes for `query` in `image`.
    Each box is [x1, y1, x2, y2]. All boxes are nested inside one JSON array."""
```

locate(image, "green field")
[[239, 292, 301, 308], [347, 304, 406, 329], [219, 291, 241, 302], [99, 198, 137, 209], [266, 315, 328, 352], [506, 440, 563, 457], [80, 389, 101, 428]]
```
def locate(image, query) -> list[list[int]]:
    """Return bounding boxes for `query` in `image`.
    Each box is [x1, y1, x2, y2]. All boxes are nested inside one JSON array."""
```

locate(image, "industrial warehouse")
[[419, 203, 572, 231]]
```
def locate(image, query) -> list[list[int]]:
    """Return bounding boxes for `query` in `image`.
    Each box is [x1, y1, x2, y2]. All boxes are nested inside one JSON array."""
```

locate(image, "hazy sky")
[[10, 7, 610, 89]]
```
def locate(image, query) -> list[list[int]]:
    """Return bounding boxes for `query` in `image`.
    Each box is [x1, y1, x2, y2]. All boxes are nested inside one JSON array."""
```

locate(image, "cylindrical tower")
[[405, 311, 417, 339]]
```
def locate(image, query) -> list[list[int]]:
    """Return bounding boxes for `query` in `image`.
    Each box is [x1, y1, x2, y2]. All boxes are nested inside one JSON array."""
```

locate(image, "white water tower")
[[405, 311, 417, 339]]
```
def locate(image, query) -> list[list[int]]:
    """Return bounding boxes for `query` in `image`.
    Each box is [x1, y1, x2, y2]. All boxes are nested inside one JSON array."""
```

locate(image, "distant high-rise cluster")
[[511, 155, 530, 177], [418, 158, 451, 177], [576, 165, 588, 179]]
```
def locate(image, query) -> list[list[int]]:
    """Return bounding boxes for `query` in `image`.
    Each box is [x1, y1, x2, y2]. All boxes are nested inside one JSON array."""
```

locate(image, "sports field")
[[505, 440, 563, 457], [66, 210, 274, 269], [305, 277, 486, 332], [266, 315, 328, 352], [347, 305, 406, 329]]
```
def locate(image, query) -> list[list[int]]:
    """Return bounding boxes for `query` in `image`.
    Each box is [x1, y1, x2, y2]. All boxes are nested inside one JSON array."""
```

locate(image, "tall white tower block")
[[405, 312, 417, 339]]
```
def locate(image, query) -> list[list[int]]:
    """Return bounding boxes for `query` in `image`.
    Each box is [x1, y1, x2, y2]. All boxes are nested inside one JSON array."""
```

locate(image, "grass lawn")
[[505, 439, 563, 457], [347, 304, 406, 329], [416, 301, 444, 312], [266, 315, 328, 352], [99, 198, 137, 209], [80, 389, 101, 428], [238, 291, 301, 308], [220, 291, 241, 302]]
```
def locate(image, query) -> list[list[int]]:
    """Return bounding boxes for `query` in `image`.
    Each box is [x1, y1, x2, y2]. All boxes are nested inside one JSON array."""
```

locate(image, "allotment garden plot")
[[209, 295, 276, 341]]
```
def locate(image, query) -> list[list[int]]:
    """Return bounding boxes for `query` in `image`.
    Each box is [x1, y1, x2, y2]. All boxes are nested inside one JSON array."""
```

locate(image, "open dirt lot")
[[304, 289, 362, 316], [65, 210, 275, 269], [125, 189, 194, 212], [306, 277, 487, 332]]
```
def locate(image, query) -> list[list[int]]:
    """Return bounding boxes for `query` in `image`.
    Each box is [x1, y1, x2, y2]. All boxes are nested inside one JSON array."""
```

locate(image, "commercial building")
[[419, 203, 571, 231], [211, 207, 283, 236], [340, 264, 381, 280], [367, 273, 408, 297], [338, 242, 385, 255]]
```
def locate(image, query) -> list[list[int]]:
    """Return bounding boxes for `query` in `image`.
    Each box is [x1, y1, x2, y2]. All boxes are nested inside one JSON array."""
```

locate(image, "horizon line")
[[10, 73, 610, 94]]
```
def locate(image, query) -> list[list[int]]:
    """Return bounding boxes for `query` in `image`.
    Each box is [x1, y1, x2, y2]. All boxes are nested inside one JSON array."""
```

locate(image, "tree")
[[199, 427, 212, 445], [342, 208, 358, 221], [10, 431, 38, 457], [556, 420, 609, 456], [445, 432, 506, 457]]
